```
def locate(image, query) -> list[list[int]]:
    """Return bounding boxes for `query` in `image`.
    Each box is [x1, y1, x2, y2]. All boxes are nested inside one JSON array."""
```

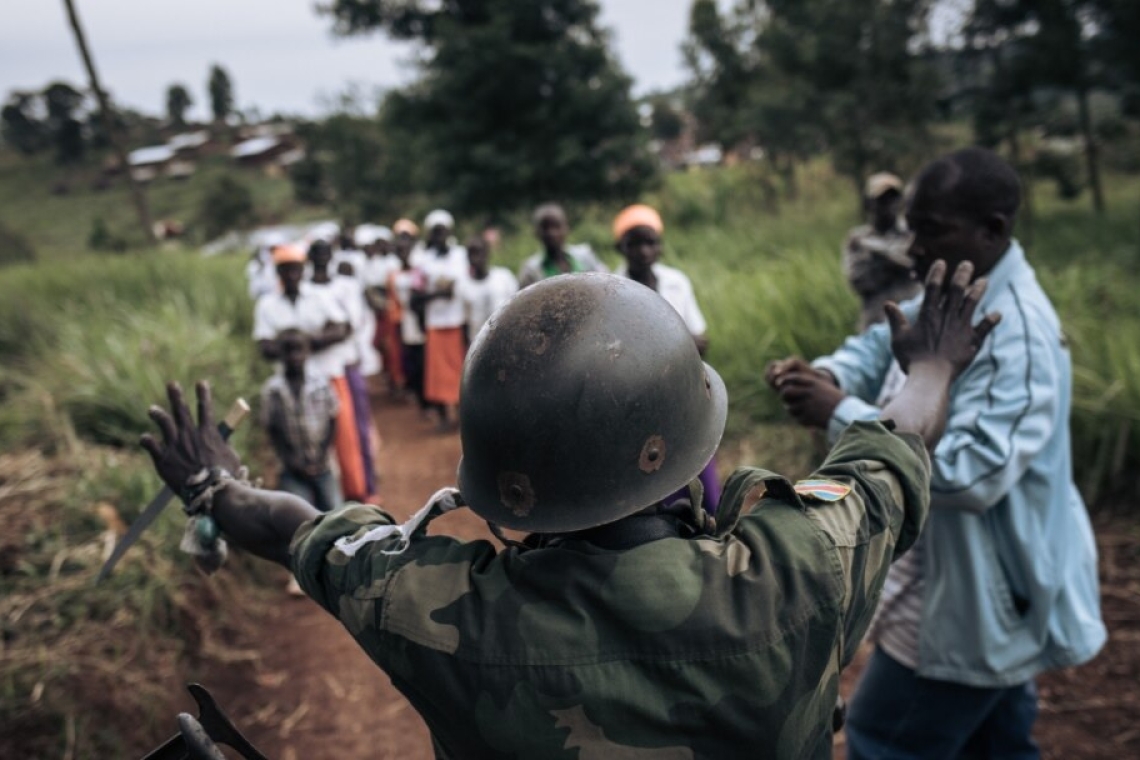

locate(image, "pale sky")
[[2, 1, 697, 119]]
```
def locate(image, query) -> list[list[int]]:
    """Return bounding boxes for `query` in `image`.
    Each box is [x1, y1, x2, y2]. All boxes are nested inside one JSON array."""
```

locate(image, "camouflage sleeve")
[[289, 504, 406, 617], [802, 420, 930, 665]]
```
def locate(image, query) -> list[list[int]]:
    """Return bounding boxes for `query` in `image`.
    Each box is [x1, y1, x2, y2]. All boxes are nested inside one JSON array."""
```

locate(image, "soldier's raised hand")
[[140, 381, 242, 495], [885, 260, 1001, 376]]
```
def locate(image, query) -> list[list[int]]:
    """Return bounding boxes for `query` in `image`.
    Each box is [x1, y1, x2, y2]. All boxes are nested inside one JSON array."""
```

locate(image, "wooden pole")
[[61, 0, 156, 245]]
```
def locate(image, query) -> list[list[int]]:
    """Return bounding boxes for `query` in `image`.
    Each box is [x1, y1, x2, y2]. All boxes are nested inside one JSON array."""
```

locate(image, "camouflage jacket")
[[292, 421, 930, 759]]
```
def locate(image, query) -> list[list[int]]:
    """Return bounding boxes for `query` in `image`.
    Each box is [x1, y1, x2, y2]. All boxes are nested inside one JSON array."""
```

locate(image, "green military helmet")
[[457, 272, 727, 533]]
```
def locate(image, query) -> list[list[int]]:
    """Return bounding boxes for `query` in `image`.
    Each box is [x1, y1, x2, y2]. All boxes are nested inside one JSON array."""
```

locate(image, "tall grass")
[[0, 251, 272, 757], [0, 253, 259, 450]]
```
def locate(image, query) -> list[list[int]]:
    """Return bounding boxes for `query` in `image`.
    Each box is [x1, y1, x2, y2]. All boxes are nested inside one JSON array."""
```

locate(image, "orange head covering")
[[613, 204, 664, 241], [393, 218, 420, 237], [271, 243, 306, 265]]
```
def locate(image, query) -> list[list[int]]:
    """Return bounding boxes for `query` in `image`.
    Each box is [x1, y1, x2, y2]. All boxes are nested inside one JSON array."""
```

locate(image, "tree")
[[647, 96, 684, 142], [208, 64, 234, 123], [293, 111, 392, 218], [1, 91, 48, 155], [967, 0, 1106, 213], [42, 81, 86, 164], [62, 0, 156, 243], [684, 0, 937, 203], [166, 83, 193, 127], [1094, 0, 1140, 86], [321, 0, 655, 217], [198, 175, 254, 239]]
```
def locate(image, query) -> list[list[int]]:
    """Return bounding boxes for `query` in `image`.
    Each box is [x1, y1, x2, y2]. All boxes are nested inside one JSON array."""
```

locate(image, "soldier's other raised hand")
[[885, 260, 1001, 377]]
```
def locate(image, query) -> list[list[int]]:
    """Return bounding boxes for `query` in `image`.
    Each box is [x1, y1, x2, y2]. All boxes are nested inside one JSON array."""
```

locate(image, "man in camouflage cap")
[[844, 172, 922, 332], [141, 261, 997, 758]]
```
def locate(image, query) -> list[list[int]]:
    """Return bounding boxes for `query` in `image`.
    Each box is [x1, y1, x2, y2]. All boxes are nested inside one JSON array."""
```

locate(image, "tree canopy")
[[685, 0, 937, 194], [320, 0, 655, 218], [166, 83, 193, 127], [208, 64, 234, 123]]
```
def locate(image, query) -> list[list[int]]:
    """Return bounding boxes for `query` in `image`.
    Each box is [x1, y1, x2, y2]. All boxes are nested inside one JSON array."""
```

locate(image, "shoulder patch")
[[793, 479, 852, 503]]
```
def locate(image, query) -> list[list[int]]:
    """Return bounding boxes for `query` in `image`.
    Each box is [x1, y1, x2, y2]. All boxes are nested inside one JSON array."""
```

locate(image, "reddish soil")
[[205, 393, 1140, 760]]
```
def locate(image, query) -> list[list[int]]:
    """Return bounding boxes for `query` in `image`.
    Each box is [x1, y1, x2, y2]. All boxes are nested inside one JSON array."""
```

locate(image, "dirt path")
[[205, 392, 1140, 759], [209, 393, 486, 760]]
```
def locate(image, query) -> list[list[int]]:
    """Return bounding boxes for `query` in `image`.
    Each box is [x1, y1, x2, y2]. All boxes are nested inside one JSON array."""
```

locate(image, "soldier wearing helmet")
[[142, 260, 998, 758]]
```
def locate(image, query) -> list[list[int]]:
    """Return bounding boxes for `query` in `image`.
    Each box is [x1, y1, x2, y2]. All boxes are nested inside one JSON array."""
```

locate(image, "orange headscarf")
[[393, 218, 420, 237], [271, 243, 306, 265], [613, 204, 664, 241]]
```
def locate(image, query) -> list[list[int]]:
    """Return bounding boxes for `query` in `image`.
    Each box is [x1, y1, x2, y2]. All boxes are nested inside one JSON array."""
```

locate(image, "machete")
[[96, 398, 250, 583]]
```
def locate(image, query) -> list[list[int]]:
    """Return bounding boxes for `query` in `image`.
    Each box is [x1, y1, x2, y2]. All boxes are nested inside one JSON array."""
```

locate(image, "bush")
[[1034, 144, 1085, 200], [289, 156, 326, 205], [198, 175, 254, 241], [87, 217, 128, 252]]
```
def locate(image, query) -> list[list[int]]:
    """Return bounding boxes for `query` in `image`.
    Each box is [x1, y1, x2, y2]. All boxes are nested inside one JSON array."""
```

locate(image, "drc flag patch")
[[793, 479, 852, 502]]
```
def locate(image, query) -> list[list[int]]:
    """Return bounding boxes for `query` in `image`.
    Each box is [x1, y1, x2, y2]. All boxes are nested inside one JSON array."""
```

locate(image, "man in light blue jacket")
[[768, 148, 1105, 758]]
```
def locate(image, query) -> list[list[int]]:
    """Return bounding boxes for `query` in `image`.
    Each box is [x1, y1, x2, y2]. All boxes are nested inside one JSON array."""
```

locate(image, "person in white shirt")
[[304, 240, 373, 502], [389, 219, 429, 412], [458, 235, 518, 343], [518, 203, 607, 288], [613, 203, 719, 511], [252, 246, 362, 503], [332, 237, 368, 285], [355, 225, 400, 388], [246, 231, 290, 301], [252, 244, 351, 382], [415, 209, 468, 431]]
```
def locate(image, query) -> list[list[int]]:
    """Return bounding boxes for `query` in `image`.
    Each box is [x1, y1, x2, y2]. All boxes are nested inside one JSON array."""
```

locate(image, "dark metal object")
[[176, 714, 227, 760], [458, 273, 727, 532], [96, 399, 249, 583], [142, 683, 268, 760]]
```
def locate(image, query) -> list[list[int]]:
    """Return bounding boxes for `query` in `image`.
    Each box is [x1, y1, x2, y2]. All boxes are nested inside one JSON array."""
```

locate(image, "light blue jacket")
[[813, 241, 1106, 687]]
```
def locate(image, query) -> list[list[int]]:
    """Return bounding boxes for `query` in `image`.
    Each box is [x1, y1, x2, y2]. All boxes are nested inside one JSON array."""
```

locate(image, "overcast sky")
[[2, 1, 697, 119]]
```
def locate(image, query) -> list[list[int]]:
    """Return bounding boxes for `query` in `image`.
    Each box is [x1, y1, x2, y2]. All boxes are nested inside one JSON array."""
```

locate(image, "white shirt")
[[332, 248, 368, 282], [458, 267, 519, 339], [615, 262, 707, 336], [391, 268, 426, 345], [246, 249, 278, 301], [252, 282, 351, 379], [363, 253, 400, 289], [308, 276, 367, 369], [419, 245, 469, 329]]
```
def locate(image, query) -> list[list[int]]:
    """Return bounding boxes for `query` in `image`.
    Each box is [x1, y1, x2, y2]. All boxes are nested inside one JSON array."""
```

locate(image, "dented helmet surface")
[[458, 272, 727, 532]]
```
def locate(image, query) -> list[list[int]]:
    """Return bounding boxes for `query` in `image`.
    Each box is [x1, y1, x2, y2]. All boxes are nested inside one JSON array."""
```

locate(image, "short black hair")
[[532, 203, 567, 226], [915, 147, 1021, 223]]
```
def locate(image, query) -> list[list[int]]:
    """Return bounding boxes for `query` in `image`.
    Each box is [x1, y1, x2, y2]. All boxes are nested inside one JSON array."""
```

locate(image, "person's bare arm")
[[141, 382, 320, 568], [310, 321, 351, 351]]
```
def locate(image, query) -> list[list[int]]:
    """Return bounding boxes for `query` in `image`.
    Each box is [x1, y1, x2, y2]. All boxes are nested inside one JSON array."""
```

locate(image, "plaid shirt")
[[260, 372, 339, 473]]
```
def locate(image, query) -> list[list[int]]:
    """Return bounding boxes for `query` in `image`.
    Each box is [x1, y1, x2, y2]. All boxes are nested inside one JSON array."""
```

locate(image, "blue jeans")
[[278, 469, 341, 513], [846, 648, 1040, 760]]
